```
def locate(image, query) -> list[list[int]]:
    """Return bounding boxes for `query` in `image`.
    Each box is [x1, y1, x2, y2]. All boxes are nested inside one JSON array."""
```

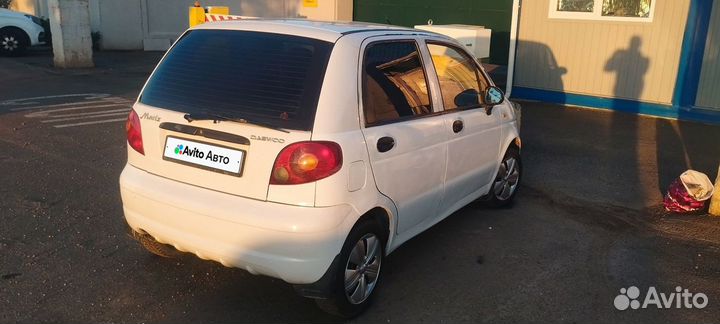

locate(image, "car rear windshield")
[[140, 29, 334, 131]]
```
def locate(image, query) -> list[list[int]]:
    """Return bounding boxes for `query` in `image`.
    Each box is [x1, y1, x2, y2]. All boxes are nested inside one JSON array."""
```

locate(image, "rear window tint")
[[140, 29, 333, 131]]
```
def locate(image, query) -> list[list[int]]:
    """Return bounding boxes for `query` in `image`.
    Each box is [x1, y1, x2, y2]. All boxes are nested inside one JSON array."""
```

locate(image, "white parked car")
[[120, 19, 521, 317], [0, 8, 46, 56]]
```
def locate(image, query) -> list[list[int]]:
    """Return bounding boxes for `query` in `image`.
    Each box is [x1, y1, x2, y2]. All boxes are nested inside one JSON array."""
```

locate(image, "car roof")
[[191, 19, 433, 43]]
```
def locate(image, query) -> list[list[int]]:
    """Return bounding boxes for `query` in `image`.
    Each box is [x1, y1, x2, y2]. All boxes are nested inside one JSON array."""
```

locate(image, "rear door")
[[424, 40, 502, 212], [358, 37, 447, 234], [128, 29, 333, 201]]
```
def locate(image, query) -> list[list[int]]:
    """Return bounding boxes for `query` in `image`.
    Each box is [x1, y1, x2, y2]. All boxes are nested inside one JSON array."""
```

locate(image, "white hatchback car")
[[0, 8, 46, 56], [120, 20, 521, 317]]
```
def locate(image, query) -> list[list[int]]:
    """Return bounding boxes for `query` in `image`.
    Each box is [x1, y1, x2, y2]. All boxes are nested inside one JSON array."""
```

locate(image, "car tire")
[[133, 231, 179, 258], [0, 28, 29, 57], [485, 147, 521, 207], [315, 220, 384, 318]]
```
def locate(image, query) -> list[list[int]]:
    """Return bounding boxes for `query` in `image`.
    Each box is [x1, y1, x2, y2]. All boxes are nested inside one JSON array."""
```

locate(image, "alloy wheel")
[[344, 233, 382, 305], [2, 36, 19, 51], [493, 156, 520, 201]]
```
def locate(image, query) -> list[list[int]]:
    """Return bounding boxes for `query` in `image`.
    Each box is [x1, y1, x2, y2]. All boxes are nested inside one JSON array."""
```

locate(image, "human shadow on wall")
[[603, 36, 650, 206], [604, 36, 649, 113]]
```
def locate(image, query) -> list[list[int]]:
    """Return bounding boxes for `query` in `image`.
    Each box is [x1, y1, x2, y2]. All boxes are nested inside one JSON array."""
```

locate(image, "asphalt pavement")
[[1, 50, 719, 323]]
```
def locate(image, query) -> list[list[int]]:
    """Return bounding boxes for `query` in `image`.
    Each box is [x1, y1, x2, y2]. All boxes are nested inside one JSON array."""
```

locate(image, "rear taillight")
[[270, 141, 342, 185], [126, 109, 144, 155]]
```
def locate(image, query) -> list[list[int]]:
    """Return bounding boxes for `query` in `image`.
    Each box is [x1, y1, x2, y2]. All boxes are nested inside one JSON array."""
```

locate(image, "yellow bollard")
[[710, 165, 720, 216], [189, 6, 206, 27]]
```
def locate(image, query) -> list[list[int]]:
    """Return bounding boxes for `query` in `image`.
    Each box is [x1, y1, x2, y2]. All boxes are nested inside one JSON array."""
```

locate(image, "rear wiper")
[[183, 112, 290, 133]]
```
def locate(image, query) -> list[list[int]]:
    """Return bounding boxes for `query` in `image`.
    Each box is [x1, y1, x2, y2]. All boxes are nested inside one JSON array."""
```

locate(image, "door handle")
[[452, 119, 464, 133], [377, 136, 395, 153]]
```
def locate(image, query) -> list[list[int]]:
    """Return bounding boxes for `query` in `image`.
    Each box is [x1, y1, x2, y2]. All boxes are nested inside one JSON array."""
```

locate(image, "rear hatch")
[[128, 29, 334, 200]]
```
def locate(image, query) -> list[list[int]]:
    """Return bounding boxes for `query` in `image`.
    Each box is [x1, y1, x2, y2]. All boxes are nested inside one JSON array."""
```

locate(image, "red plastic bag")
[[664, 170, 715, 213]]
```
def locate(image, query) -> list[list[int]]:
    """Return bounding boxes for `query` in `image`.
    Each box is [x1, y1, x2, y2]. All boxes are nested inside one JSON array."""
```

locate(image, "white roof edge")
[[190, 19, 421, 43]]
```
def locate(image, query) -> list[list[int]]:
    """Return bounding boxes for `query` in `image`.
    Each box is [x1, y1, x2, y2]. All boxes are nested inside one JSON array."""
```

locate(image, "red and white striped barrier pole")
[[204, 14, 253, 22]]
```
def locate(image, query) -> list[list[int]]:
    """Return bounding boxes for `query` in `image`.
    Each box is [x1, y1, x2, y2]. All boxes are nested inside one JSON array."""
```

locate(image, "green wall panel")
[[353, 0, 513, 65]]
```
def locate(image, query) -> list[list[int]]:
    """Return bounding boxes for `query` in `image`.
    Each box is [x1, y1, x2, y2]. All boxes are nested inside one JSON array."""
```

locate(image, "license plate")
[[163, 136, 245, 176]]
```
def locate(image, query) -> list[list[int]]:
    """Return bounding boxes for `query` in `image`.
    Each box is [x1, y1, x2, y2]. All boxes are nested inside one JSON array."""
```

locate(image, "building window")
[[550, 0, 654, 22], [557, 0, 594, 12]]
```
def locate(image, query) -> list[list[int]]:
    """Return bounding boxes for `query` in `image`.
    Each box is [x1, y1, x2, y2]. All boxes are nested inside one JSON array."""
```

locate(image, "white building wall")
[[98, 0, 143, 50], [9, 0, 46, 16], [10, 0, 352, 51], [515, 0, 690, 104]]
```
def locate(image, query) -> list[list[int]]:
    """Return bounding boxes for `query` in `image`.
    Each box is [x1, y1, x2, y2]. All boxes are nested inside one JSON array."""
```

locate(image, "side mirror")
[[454, 88, 480, 107], [482, 86, 505, 115]]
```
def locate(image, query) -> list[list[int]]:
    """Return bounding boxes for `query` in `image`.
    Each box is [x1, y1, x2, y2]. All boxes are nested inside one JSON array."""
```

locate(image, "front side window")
[[362, 41, 432, 125], [427, 43, 489, 110], [550, 0, 654, 21]]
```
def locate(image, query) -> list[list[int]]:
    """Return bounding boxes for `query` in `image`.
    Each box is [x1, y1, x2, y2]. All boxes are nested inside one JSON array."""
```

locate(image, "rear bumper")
[[119, 164, 356, 284]]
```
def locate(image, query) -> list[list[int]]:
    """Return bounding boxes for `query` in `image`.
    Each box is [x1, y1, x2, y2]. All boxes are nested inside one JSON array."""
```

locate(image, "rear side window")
[[362, 41, 432, 126], [140, 30, 333, 131]]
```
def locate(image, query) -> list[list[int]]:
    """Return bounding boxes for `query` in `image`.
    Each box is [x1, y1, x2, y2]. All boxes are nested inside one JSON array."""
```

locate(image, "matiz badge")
[[139, 112, 161, 122]]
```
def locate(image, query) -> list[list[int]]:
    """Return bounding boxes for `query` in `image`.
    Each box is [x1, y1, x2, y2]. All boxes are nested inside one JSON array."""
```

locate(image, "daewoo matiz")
[[120, 19, 522, 317]]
